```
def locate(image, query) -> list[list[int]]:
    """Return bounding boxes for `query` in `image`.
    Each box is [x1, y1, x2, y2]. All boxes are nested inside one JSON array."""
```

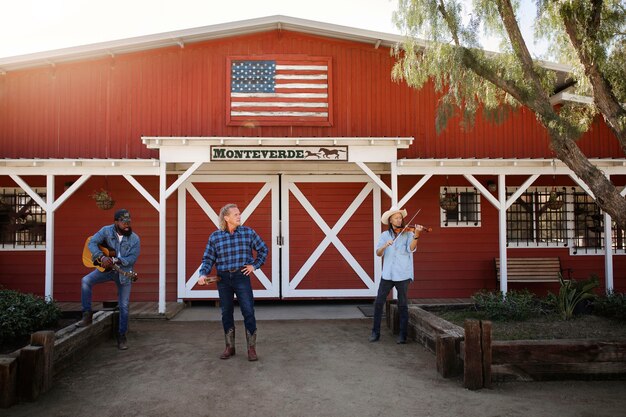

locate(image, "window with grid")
[[0, 188, 46, 250], [572, 191, 625, 254], [440, 187, 481, 227], [506, 187, 567, 247]]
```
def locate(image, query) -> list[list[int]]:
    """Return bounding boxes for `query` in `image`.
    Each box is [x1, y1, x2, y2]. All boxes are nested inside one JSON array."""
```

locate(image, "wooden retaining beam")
[[492, 339, 626, 381], [1, 310, 117, 409], [0, 357, 18, 408], [17, 346, 44, 402], [463, 319, 492, 390], [31, 331, 55, 393]]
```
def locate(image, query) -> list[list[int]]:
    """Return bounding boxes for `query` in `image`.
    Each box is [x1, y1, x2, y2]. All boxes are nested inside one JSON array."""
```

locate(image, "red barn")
[[0, 16, 624, 313]]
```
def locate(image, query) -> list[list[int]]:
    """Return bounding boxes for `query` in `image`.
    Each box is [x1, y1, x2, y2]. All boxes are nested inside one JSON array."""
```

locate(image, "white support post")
[[373, 185, 382, 293], [45, 175, 55, 300], [604, 211, 614, 293], [390, 161, 398, 207], [497, 174, 508, 294], [604, 174, 614, 293], [158, 163, 167, 314]]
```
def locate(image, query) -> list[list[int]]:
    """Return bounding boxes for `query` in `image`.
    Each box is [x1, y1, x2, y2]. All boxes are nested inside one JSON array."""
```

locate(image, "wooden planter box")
[[387, 304, 626, 389], [0, 311, 117, 408]]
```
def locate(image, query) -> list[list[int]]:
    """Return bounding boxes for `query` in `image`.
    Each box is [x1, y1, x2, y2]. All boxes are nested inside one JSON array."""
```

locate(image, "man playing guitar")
[[76, 209, 140, 350]]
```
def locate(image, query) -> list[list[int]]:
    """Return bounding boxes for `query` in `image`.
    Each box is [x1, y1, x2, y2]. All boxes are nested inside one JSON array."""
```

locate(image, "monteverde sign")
[[210, 146, 348, 161]]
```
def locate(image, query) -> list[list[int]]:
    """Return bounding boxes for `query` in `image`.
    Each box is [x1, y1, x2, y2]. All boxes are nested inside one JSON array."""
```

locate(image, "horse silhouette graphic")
[[318, 148, 346, 159]]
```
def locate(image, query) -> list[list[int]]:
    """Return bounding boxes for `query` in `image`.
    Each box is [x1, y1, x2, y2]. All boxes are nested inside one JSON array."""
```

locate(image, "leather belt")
[[227, 268, 240, 273]]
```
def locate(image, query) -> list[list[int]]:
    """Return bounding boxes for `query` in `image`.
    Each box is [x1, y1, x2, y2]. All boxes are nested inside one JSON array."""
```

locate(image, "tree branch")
[[560, 2, 626, 153], [494, 0, 550, 103]]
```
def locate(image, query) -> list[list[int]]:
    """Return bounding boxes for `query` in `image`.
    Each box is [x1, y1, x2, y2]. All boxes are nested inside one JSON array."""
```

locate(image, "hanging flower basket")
[[90, 189, 115, 210], [439, 193, 458, 211], [545, 191, 563, 211]]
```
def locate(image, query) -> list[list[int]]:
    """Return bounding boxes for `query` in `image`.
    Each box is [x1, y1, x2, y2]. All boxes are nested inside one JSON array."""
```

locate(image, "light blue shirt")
[[377, 229, 416, 281]]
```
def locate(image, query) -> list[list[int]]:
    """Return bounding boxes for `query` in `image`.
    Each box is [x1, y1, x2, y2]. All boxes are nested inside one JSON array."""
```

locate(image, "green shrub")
[[471, 289, 545, 321], [594, 291, 626, 321], [557, 274, 599, 320], [0, 289, 61, 342]]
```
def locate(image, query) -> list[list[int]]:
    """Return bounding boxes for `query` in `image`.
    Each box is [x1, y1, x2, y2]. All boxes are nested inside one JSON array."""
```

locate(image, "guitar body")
[[82, 236, 137, 281], [82, 236, 116, 272]]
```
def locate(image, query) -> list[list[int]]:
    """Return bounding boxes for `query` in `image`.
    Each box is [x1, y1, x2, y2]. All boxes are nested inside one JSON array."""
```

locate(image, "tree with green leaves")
[[392, 0, 626, 230]]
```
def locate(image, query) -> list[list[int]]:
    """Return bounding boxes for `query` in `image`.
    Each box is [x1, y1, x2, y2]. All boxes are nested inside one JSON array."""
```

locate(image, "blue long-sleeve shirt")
[[376, 229, 416, 281], [199, 226, 268, 276]]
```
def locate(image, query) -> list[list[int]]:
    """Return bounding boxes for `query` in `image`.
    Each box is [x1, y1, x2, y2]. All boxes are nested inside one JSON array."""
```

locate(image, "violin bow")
[[391, 208, 421, 244]]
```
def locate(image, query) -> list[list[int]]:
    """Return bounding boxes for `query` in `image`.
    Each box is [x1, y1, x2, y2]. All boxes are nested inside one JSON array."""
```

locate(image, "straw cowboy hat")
[[381, 207, 407, 225]]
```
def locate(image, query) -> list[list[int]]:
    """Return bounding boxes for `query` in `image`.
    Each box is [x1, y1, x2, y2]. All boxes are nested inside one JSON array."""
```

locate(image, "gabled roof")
[[0, 14, 574, 94], [0, 15, 412, 73]]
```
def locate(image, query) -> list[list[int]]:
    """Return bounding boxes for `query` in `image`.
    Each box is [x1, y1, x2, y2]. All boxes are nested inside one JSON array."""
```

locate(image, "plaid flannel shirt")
[[199, 225, 268, 276]]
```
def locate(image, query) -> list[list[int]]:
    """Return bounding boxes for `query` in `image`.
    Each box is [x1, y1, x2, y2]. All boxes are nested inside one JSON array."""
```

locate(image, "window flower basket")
[[439, 193, 458, 211], [545, 190, 563, 211], [90, 189, 115, 210]]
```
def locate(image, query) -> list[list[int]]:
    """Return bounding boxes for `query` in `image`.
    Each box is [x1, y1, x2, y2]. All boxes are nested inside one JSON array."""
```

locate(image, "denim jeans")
[[372, 278, 410, 338], [81, 269, 132, 334], [216, 270, 257, 335]]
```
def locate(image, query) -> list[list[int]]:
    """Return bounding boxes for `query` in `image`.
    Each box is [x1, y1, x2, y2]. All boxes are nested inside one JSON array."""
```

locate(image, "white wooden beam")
[[165, 161, 203, 199], [9, 175, 47, 210], [158, 163, 167, 314], [45, 176, 55, 300], [355, 162, 392, 198], [397, 174, 432, 209], [52, 174, 91, 211], [123, 175, 159, 210]]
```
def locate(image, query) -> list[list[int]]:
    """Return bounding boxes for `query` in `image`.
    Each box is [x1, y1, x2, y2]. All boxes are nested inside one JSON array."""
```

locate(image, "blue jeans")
[[81, 269, 132, 335], [372, 278, 410, 337], [216, 270, 257, 335]]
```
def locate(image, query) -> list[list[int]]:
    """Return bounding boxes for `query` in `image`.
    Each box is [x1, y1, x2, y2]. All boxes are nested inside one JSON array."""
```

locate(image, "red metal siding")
[[1, 30, 622, 159]]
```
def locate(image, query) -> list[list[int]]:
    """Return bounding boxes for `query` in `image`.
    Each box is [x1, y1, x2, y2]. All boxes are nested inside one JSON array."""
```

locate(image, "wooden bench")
[[494, 257, 567, 283]]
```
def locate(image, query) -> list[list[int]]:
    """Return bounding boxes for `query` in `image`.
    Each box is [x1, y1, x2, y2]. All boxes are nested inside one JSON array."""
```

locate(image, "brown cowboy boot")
[[117, 333, 128, 350], [75, 311, 93, 327], [220, 328, 235, 359], [246, 330, 258, 361]]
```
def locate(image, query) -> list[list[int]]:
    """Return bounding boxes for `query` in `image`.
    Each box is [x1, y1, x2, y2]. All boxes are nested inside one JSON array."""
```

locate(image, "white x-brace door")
[[281, 175, 381, 298], [177, 175, 280, 299]]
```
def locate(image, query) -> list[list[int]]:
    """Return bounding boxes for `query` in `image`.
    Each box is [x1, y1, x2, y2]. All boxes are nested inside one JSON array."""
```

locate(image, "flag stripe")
[[229, 58, 330, 123]]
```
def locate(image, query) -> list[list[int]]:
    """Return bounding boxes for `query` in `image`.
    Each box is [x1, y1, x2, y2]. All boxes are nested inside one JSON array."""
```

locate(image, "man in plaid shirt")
[[199, 203, 268, 361]]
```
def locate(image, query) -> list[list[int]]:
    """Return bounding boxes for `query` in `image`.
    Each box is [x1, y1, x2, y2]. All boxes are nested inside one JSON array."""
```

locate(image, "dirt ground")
[[5, 318, 626, 417]]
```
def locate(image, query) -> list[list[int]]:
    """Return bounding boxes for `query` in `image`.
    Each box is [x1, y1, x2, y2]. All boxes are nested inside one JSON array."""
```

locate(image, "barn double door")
[[177, 175, 381, 299]]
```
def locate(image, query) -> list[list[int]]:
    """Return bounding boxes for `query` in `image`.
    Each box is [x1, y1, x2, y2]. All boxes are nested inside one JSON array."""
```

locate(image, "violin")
[[393, 224, 433, 234]]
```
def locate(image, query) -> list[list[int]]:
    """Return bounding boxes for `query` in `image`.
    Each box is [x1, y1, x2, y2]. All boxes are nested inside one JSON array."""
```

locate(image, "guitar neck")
[[111, 263, 138, 282]]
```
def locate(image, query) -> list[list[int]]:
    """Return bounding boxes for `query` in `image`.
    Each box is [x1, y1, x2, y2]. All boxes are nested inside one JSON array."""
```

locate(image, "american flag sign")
[[227, 56, 332, 126]]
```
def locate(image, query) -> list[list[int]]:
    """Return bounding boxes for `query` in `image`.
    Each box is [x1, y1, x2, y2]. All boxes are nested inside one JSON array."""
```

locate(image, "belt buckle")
[[229, 268, 239, 273]]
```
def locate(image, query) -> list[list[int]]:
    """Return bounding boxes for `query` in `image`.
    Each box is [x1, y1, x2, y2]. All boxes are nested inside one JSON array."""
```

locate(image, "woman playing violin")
[[370, 207, 426, 344]]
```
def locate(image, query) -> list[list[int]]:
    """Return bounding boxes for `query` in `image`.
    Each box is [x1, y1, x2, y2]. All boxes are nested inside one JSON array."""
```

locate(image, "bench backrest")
[[494, 257, 561, 282]]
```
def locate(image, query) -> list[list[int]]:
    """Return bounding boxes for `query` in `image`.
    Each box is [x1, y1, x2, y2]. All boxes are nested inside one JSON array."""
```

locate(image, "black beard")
[[115, 225, 133, 236]]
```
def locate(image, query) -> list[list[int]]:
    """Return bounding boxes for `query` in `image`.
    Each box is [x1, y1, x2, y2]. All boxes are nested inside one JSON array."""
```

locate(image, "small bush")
[[471, 289, 546, 321], [0, 289, 61, 342], [594, 291, 626, 321], [557, 274, 599, 320]]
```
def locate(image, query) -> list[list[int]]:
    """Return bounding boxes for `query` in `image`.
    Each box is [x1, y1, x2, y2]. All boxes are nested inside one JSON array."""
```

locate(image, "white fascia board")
[[549, 91, 594, 106], [142, 136, 413, 149], [0, 159, 160, 175], [396, 158, 626, 175], [0, 15, 411, 73]]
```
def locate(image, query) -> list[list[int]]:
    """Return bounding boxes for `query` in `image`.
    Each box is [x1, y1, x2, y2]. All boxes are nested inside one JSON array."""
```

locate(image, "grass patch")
[[434, 307, 626, 341]]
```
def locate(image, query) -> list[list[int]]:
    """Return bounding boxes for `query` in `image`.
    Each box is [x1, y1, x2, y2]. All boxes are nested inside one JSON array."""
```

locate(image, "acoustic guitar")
[[82, 236, 138, 282]]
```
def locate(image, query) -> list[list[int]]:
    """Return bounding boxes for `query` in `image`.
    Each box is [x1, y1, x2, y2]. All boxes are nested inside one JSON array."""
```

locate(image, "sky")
[[0, 0, 542, 59], [0, 0, 401, 58]]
